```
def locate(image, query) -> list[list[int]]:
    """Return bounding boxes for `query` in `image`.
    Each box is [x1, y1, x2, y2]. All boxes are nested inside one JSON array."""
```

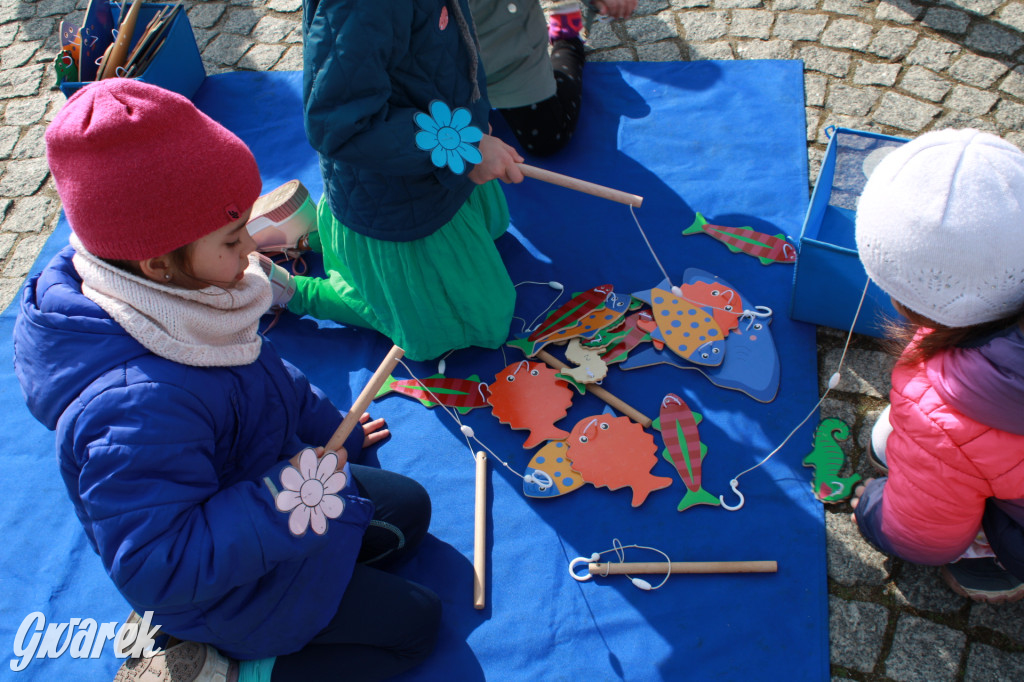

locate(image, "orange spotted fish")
[[523, 441, 586, 498], [677, 274, 745, 336], [374, 374, 489, 414], [653, 394, 720, 511], [564, 408, 673, 507], [683, 213, 797, 265], [507, 284, 615, 356], [649, 287, 725, 366], [487, 361, 574, 449]]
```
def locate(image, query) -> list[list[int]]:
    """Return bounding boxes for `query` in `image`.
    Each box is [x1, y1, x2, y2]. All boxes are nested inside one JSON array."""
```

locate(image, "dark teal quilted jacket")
[[302, 0, 492, 241]]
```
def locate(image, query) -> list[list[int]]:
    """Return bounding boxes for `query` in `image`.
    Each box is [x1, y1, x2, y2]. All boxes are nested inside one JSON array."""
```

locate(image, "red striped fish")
[[654, 393, 720, 511], [374, 374, 489, 414], [508, 284, 615, 356], [590, 309, 656, 365], [683, 213, 797, 265]]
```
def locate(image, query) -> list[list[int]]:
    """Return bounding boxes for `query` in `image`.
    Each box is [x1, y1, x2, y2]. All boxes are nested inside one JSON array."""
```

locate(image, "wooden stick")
[[535, 350, 652, 427], [473, 451, 487, 610], [589, 560, 778, 575], [324, 345, 405, 453], [518, 164, 644, 208]]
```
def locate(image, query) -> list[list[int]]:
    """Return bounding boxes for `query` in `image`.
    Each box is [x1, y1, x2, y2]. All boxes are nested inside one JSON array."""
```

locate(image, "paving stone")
[[0, 125, 18, 159], [1, 40, 40, 69], [805, 72, 827, 106], [266, 0, 302, 11], [273, 44, 304, 72], [586, 21, 623, 49], [203, 34, 251, 68], [815, 113, 872, 143], [222, 7, 261, 35], [800, 46, 852, 77], [821, 347, 895, 398], [821, 18, 874, 51], [11, 124, 45, 159], [875, 0, 924, 23], [884, 614, 966, 682], [828, 83, 880, 116], [773, 13, 828, 40], [626, 11, 680, 42], [1000, 65, 1024, 99], [964, 643, 1024, 682], [950, 53, 1010, 88], [3, 96, 47, 125], [806, 106, 821, 140], [995, 98, 1024, 128], [828, 596, 889, 672], [714, 0, 762, 7], [252, 16, 295, 44], [899, 65, 953, 102], [969, 598, 1024, 645], [822, 0, 872, 15], [922, 7, 971, 32], [827, 509, 892, 585], [34, 0, 77, 16], [854, 61, 901, 86], [0, 158, 47, 197], [637, 40, 683, 60], [874, 90, 942, 130], [637, 0, 673, 12], [868, 26, 918, 60], [0, 229, 14, 260], [730, 9, 773, 38], [999, 2, 1024, 32], [892, 562, 963, 614], [967, 23, 1024, 55], [18, 17, 55, 41], [0, 23, 18, 49], [238, 44, 286, 71], [3, 194, 54, 233], [942, 0, 1004, 13], [686, 40, 734, 59], [0, 64, 44, 99], [734, 38, 793, 58], [188, 3, 227, 30], [771, 0, 817, 8], [669, 0, 713, 8], [0, 1, 35, 23], [2, 232, 47, 279], [905, 37, 961, 71], [676, 11, 726, 41], [588, 46, 634, 61], [946, 84, 1000, 115], [934, 110, 1001, 132]]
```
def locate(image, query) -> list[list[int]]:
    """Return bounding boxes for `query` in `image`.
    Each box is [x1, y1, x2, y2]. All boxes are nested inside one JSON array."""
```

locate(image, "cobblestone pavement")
[[2, 0, 1023, 680]]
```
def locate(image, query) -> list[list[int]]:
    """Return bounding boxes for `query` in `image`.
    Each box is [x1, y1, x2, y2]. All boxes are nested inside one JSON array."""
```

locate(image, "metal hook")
[[719, 478, 745, 511]]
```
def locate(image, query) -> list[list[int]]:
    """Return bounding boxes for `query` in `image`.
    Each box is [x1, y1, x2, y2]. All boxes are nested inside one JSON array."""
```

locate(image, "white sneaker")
[[113, 640, 236, 682], [257, 253, 297, 310], [247, 180, 317, 256]]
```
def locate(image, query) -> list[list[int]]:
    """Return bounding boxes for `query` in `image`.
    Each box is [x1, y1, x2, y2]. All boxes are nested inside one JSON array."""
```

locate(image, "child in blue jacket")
[[284, 0, 526, 362], [15, 79, 439, 681]]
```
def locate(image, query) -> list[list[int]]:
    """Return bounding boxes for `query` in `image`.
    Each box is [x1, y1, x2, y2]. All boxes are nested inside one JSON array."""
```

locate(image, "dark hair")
[[883, 300, 1024, 365]]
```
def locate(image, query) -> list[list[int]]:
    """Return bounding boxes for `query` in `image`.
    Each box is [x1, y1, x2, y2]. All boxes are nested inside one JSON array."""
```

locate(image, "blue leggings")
[[271, 464, 440, 681]]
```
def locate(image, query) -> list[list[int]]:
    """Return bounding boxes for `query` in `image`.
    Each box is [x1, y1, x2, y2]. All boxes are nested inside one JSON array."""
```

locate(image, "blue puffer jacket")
[[302, 0, 491, 241], [13, 246, 372, 659]]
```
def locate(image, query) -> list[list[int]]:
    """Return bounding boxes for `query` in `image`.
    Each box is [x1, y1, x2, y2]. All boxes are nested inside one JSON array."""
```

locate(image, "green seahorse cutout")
[[802, 418, 861, 503]]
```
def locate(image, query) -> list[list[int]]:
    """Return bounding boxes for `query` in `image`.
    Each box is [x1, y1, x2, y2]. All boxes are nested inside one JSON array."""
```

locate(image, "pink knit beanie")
[[45, 79, 262, 260]]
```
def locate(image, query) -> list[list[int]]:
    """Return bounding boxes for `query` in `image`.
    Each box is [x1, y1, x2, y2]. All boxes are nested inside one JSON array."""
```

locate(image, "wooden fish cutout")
[[487, 361, 574, 449], [557, 338, 609, 386], [523, 441, 586, 499], [374, 373, 489, 414], [803, 419, 861, 503], [648, 287, 725, 366], [587, 309, 656, 366], [683, 213, 797, 265], [653, 394, 720, 511], [564, 408, 673, 507], [677, 270, 746, 336], [507, 284, 615, 357]]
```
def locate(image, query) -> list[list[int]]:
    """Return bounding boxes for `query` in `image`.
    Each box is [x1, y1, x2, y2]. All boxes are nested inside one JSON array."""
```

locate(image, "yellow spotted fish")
[[649, 287, 725, 366]]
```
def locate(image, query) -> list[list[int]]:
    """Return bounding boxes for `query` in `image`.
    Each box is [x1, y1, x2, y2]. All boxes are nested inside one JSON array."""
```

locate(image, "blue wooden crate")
[[790, 127, 908, 337]]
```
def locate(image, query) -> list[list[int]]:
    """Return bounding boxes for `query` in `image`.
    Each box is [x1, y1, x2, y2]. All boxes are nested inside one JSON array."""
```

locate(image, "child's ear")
[[138, 256, 173, 284]]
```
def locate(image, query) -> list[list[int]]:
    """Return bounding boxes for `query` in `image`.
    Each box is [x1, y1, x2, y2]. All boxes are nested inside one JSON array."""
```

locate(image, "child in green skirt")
[[281, 0, 526, 362]]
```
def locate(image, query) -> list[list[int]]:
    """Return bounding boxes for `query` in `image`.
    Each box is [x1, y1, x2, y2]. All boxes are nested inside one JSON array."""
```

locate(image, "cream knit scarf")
[[71, 234, 272, 367]]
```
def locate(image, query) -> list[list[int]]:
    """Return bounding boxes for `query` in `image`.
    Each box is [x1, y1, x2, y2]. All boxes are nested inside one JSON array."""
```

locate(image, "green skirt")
[[290, 181, 515, 361]]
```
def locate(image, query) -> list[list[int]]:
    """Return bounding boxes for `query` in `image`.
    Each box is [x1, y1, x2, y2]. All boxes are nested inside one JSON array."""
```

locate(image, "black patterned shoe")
[[941, 557, 1024, 604]]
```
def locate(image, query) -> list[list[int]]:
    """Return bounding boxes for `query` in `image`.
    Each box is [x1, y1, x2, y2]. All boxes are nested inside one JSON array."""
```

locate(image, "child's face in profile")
[[187, 209, 256, 288]]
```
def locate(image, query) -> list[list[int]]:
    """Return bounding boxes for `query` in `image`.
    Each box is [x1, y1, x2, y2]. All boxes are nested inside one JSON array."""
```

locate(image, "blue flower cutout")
[[414, 101, 483, 174]]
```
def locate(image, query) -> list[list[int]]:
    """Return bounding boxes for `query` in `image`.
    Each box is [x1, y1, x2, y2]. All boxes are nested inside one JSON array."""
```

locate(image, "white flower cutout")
[[414, 100, 483, 174], [276, 448, 346, 536]]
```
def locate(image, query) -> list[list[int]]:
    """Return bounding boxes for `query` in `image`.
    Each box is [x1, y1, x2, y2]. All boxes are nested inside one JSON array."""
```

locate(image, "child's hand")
[[359, 411, 390, 447], [288, 445, 348, 472], [594, 0, 638, 19], [469, 134, 525, 185], [849, 477, 875, 524]]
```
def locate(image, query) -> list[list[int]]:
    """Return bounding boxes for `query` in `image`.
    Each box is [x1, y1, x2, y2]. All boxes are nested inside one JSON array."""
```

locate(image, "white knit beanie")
[[855, 128, 1024, 328]]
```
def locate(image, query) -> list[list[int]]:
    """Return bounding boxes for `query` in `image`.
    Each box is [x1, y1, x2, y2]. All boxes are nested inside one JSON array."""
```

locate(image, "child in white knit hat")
[[15, 78, 440, 681], [850, 128, 1024, 603]]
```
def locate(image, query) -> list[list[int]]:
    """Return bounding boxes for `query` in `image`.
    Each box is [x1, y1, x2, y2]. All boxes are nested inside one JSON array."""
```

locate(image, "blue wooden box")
[[60, 2, 205, 101], [790, 128, 908, 337]]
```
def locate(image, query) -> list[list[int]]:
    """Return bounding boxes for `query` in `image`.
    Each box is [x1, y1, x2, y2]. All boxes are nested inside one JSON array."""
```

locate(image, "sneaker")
[[113, 639, 237, 682], [548, 1, 583, 42], [247, 180, 317, 258], [940, 557, 1024, 604], [867, 404, 891, 473], [257, 254, 297, 311]]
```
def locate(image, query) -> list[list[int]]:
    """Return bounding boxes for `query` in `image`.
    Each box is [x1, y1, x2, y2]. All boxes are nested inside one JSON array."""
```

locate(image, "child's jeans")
[[271, 464, 440, 681]]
